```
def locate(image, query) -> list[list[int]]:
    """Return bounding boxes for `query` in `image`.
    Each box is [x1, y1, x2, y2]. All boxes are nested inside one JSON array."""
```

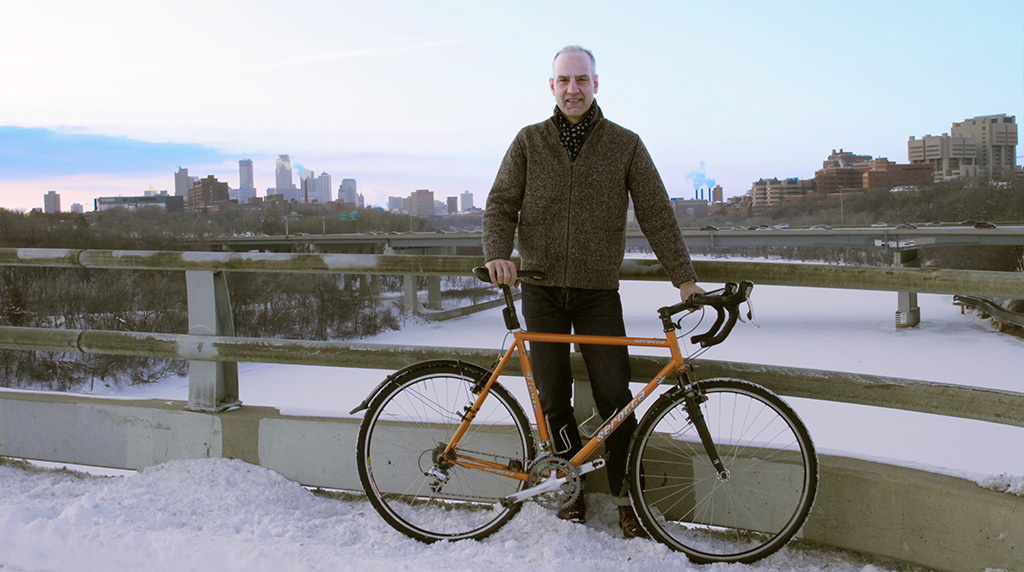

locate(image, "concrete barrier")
[[0, 388, 1019, 572]]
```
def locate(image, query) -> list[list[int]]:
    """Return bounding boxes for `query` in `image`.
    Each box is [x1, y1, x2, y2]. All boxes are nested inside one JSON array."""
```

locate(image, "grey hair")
[[552, 45, 596, 75]]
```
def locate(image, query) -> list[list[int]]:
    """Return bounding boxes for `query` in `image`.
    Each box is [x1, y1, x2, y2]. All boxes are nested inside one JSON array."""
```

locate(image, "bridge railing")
[[0, 248, 1022, 571]]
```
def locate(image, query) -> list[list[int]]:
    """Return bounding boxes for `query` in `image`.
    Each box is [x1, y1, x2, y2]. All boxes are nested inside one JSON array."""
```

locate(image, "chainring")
[[526, 456, 582, 510]]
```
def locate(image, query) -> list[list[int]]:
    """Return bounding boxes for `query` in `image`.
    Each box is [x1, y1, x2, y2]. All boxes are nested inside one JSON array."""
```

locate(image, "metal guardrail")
[[954, 295, 1024, 329]]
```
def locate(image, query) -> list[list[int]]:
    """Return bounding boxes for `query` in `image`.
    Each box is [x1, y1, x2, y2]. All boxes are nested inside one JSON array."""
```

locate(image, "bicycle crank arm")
[[500, 459, 605, 506]]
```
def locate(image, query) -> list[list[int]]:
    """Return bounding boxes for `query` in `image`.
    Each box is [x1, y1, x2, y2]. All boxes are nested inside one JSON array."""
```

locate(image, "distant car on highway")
[[973, 221, 997, 228]]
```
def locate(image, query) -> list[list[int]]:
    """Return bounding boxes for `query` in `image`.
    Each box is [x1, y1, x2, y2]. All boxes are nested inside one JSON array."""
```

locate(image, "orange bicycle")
[[353, 269, 817, 564]]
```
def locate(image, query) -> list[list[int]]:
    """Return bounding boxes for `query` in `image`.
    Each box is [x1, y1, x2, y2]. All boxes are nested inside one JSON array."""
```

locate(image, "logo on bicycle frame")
[[595, 389, 646, 443]]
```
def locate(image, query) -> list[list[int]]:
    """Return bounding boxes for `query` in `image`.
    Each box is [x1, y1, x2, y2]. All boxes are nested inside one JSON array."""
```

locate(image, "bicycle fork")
[[682, 383, 730, 480]]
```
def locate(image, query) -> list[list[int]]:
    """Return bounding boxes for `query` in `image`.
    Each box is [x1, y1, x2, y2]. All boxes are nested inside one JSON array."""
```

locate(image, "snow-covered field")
[[2, 279, 1023, 571]]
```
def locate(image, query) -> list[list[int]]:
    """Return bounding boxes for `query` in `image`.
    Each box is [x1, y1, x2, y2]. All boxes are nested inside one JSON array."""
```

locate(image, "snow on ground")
[[0, 457, 922, 572], [3, 278, 1023, 571]]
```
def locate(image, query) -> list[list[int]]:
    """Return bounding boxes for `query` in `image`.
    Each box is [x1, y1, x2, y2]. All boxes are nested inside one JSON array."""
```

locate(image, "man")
[[482, 45, 703, 539]]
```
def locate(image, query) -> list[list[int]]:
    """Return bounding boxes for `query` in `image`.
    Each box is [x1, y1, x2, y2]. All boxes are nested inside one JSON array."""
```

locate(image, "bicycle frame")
[[441, 326, 688, 484]]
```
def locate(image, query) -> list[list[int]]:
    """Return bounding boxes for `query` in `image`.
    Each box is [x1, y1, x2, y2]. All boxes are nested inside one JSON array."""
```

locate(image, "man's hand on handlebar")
[[485, 259, 518, 287], [679, 280, 705, 302]]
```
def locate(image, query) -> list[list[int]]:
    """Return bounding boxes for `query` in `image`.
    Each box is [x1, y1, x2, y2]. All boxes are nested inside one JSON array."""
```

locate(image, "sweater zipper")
[[564, 156, 574, 286]]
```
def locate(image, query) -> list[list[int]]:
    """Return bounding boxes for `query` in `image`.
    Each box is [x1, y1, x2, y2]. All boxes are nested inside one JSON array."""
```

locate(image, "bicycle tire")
[[628, 378, 817, 563], [356, 360, 535, 542]]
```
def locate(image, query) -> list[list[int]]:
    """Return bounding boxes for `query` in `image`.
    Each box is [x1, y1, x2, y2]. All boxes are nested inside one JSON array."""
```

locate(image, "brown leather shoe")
[[556, 494, 586, 523], [619, 506, 650, 539]]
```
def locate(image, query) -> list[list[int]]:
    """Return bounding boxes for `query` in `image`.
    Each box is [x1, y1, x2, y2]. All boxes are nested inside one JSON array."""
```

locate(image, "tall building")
[[410, 189, 434, 218], [315, 172, 332, 204], [339, 179, 358, 204], [274, 155, 298, 200], [188, 175, 230, 211], [238, 159, 256, 204], [174, 167, 190, 197], [388, 196, 404, 212], [299, 168, 315, 203], [43, 190, 60, 213], [460, 190, 474, 211], [950, 114, 1018, 179], [908, 134, 977, 181], [447, 196, 458, 214]]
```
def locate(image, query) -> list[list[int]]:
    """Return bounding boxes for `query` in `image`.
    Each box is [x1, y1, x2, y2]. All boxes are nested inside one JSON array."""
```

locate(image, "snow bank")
[[0, 457, 907, 572]]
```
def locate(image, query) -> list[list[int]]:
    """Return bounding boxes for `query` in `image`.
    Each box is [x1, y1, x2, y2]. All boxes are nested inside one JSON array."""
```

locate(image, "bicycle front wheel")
[[628, 379, 817, 563], [356, 360, 535, 542]]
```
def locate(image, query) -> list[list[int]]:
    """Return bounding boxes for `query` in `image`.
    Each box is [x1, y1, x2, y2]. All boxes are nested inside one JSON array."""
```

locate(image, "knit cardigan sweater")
[[483, 110, 698, 290]]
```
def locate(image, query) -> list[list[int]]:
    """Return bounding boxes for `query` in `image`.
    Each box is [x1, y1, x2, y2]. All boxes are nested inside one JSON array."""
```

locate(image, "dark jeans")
[[521, 283, 637, 497]]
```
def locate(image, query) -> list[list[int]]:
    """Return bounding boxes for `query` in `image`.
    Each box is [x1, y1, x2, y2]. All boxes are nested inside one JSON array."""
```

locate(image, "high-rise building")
[[447, 196, 458, 214], [315, 172, 332, 204], [275, 155, 297, 200], [299, 168, 315, 203], [410, 189, 434, 218], [70, 203, 84, 214], [908, 134, 977, 181], [43, 190, 60, 213], [388, 196, 404, 212], [950, 114, 1018, 179], [238, 159, 256, 204], [339, 179, 358, 204], [460, 190, 474, 211], [174, 167, 190, 197]]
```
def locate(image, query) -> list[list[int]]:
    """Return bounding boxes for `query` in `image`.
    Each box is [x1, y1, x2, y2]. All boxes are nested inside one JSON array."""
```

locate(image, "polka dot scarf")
[[554, 102, 599, 162]]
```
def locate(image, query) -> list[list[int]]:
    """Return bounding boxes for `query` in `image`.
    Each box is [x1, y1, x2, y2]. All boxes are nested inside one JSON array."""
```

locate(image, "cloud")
[[0, 126, 229, 179]]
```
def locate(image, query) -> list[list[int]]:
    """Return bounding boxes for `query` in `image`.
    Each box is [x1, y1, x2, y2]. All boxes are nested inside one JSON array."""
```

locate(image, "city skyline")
[[0, 0, 1021, 212]]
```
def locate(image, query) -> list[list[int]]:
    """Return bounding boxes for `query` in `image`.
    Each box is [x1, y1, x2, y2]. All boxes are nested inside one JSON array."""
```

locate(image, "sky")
[[1, 0, 1021, 212]]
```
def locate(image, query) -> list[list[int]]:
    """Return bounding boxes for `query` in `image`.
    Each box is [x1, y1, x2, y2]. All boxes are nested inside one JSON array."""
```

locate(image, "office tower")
[[70, 203, 84, 214], [276, 155, 295, 195], [316, 172, 332, 204], [299, 168, 315, 202], [174, 167, 190, 197], [950, 114, 1018, 179], [460, 190, 474, 211], [43, 190, 60, 213], [410, 189, 434, 218], [238, 159, 256, 204], [388, 196, 404, 212], [447, 196, 458, 214], [339, 178, 358, 204], [908, 134, 977, 181]]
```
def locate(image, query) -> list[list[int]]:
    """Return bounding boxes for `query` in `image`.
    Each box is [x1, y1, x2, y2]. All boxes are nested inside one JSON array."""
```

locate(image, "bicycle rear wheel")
[[356, 360, 535, 542], [628, 378, 817, 563]]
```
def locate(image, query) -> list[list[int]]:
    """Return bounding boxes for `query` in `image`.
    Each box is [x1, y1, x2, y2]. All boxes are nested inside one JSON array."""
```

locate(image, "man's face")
[[550, 51, 598, 124]]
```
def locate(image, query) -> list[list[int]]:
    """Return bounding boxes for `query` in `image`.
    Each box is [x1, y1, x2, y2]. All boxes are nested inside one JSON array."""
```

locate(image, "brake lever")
[[743, 297, 760, 328]]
